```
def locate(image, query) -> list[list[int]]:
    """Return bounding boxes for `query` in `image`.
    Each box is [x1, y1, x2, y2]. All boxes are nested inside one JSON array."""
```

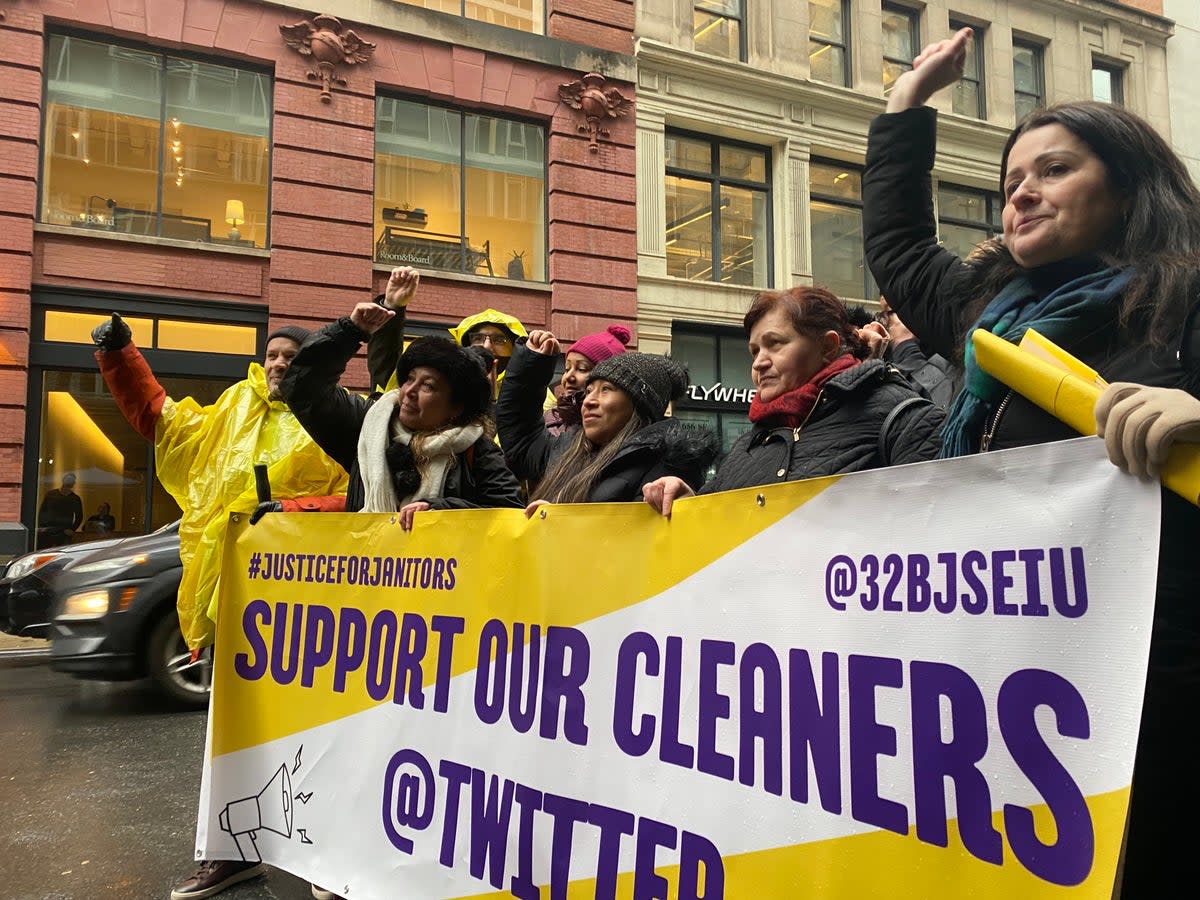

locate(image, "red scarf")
[[748, 354, 861, 429]]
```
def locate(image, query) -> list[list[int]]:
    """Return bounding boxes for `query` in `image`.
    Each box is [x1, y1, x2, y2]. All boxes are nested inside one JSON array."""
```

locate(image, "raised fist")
[[91, 313, 132, 353]]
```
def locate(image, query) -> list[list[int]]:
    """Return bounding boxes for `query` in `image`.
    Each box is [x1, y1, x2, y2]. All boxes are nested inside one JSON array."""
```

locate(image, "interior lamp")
[[225, 199, 245, 241]]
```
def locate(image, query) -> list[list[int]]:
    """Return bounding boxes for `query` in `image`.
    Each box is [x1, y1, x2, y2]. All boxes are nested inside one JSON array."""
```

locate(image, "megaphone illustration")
[[219, 764, 293, 862]]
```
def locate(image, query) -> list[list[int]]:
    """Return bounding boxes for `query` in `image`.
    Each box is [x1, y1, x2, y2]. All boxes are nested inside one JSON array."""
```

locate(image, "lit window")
[[42, 309, 258, 355], [665, 131, 772, 287], [882, 4, 920, 96], [694, 1, 745, 61], [1013, 39, 1045, 121], [809, 161, 875, 302], [950, 20, 986, 118], [937, 184, 1001, 259], [810, 0, 850, 86], [1092, 60, 1124, 105], [41, 34, 271, 248], [397, 0, 544, 35], [374, 97, 546, 281]]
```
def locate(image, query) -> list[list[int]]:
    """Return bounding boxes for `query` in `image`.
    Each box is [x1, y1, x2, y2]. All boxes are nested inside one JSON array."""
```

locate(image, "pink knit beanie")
[[568, 324, 632, 364]]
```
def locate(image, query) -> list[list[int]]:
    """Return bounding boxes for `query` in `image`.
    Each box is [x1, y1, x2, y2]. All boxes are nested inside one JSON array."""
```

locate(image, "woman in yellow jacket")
[[91, 317, 348, 653]]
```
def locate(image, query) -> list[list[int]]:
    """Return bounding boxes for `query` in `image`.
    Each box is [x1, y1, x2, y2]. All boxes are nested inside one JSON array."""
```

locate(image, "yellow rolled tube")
[[972, 328, 1200, 506]]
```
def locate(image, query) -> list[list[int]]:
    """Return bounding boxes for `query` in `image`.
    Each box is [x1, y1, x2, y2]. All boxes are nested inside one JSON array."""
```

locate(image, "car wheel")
[[145, 610, 211, 708]]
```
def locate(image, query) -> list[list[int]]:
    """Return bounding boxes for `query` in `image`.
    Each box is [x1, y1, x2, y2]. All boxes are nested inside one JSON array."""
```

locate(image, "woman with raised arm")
[[863, 27, 1200, 892], [272, 267, 522, 531]]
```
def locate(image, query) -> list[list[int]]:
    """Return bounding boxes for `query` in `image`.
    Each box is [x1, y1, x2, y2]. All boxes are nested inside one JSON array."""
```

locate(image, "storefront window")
[[32, 371, 233, 547], [671, 326, 756, 461], [375, 97, 546, 281], [41, 34, 271, 248]]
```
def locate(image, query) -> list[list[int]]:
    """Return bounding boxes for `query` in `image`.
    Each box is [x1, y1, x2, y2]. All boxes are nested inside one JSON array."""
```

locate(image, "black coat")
[[863, 106, 1200, 894], [699, 359, 944, 494], [497, 344, 720, 501], [281, 317, 522, 513]]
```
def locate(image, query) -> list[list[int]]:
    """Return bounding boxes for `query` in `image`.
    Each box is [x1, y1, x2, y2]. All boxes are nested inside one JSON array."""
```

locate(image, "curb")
[[0, 647, 51, 665]]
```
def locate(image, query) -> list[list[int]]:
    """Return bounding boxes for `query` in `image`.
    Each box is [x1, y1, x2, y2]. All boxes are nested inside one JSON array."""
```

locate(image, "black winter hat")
[[267, 324, 311, 346], [394, 337, 493, 423], [588, 352, 689, 421]]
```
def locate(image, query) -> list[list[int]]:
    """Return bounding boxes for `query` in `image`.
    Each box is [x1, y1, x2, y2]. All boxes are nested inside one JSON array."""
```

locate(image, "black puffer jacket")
[[699, 359, 943, 494], [863, 106, 1200, 896], [497, 343, 720, 501], [281, 317, 522, 513]]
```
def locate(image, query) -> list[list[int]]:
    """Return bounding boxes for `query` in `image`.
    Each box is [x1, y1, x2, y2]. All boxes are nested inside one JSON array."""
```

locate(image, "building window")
[[937, 184, 1001, 259], [40, 34, 272, 248], [882, 4, 920, 96], [397, 0, 544, 35], [664, 131, 772, 287], [1092, 60, 1124, 105], [810, 0, 850, 86], [1012, 39, 1044, 122], [670, 325, 757, 457], [27, 295, 263, 539], [809, 161, 875, 302], [950, 20, 985, 118], [693, 1, 745, 61], [374, 96, 547, 281]]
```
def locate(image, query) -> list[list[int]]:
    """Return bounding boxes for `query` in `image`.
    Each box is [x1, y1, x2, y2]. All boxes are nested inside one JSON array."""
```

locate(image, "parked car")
[[0, 521, 209, 707]]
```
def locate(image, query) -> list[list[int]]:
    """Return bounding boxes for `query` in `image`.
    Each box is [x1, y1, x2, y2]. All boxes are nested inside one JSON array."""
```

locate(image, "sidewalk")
[[0, 632, 49, 653]]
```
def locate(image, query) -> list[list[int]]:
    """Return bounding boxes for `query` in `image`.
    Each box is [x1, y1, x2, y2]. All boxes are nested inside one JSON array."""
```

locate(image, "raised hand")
[[526, 330, 561, 356], [350, 301, 395, 336], [886, 26, 972, 112], [384, 266, 420, 309], [91, 313, 133, 353]]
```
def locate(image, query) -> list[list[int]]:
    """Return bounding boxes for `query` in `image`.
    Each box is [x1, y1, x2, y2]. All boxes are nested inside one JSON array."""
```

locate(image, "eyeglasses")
[[468, 332, 513, 348]]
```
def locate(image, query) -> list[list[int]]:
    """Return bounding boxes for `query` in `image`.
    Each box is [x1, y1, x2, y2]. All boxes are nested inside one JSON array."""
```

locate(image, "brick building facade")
[[0, 0, 636, 540]]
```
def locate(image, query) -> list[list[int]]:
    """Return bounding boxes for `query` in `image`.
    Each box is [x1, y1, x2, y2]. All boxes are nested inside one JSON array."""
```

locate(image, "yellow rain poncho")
[[155, 363, 347, 649]]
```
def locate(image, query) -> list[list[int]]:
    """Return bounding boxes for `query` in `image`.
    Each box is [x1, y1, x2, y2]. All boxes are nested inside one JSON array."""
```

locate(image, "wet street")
[[0, 661, 314, 900]]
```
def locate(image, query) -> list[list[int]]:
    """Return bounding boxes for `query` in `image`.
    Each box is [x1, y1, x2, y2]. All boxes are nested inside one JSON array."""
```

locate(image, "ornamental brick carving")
[[280, 14, 376, 103], [558, 73, 634, 153]]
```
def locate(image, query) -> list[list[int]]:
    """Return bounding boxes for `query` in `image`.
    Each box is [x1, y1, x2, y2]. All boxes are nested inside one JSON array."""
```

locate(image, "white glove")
[[1094, 382, 1200, 479]]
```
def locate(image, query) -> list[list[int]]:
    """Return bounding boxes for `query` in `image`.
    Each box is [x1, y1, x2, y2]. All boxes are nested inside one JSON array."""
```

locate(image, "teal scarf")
[[940, 265, 1133, 458]]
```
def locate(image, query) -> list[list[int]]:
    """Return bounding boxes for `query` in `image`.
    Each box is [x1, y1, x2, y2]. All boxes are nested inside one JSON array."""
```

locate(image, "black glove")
[[92, 313, 132, 353], [249, 500, 282, 524]]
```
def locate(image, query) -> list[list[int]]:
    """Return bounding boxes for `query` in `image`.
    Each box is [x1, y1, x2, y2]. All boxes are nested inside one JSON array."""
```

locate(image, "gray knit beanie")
[[267, 324, 311, 346], [588, 352, 689, 421]]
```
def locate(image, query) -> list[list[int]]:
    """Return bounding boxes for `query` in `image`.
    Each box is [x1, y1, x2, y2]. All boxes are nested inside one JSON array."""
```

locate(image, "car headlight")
[[59, 589, 111, 621], [4, 552, 62, 581], [71, 553, 148, 575]]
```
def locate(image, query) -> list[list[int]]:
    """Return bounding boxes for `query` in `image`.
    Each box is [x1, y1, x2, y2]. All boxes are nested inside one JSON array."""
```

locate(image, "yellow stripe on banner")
[[454, 788, 1128, 899], [214, 476, 841, 756]]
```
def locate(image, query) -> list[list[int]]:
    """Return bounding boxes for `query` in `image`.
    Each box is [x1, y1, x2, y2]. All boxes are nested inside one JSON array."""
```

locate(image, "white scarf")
[[357, 389, 483, 513]]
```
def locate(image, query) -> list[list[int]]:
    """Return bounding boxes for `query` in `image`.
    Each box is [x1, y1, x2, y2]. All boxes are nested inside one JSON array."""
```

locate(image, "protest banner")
[[197, 437, 1160, 898]]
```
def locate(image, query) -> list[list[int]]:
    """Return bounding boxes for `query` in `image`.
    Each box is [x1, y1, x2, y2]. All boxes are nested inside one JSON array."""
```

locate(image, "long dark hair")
[[969, 101, 1200, 347], [744, 286, 871, 359], [531, 406, 650, 504]]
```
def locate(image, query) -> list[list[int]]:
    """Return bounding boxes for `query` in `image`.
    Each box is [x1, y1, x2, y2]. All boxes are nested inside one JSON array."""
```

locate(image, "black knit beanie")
[[266, 324, 311, 346], [588, 352, 689, 421], [394, 337, 493, 423]]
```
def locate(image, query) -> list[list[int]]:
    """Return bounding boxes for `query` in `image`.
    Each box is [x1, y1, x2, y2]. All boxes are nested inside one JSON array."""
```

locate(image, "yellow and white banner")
[[198, 437, 1160, 898]]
